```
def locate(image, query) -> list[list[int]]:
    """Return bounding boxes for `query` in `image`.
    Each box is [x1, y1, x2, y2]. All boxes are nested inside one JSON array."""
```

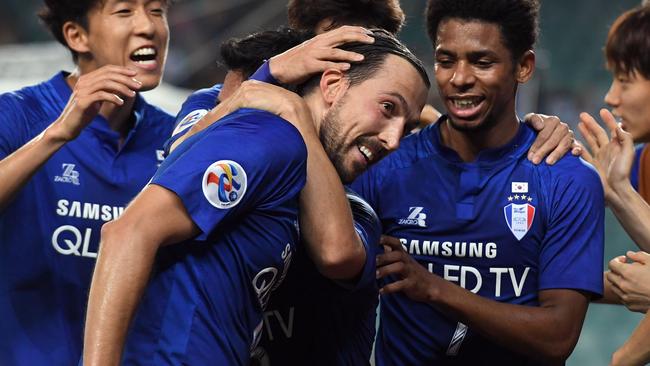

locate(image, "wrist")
[[255, 59, 282, 85], [43, 122, 73, 145]]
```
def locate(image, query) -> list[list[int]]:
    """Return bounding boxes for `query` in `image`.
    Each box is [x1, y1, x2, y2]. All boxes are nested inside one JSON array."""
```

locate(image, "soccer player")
[[350, 0, 605, 364], [577, 5, 650, 365], [82, 29, 431, 365], [0, 1, 172, 365]]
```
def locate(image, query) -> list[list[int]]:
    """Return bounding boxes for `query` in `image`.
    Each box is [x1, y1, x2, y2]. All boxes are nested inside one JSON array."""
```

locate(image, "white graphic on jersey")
[[511, 181, 528, 193], [446, 322, 468, 356], [172, 109, 208, 137], [52, 225, 97, 258], [252, 243, 293, 309], [54, 163, 80, 185], [202, 160, 247, 209], [504, 203, 536, 241], [156, 149, 165, 166], [398, 206, 427, 227]]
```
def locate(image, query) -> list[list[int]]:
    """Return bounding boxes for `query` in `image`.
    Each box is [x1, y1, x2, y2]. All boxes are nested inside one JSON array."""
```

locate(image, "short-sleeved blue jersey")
[[163, 84, 222, 155], [122, 109, 307, 365], [351, 119, 604, 365], [0, 72, 174, 366], [254, 189, 381, 366]]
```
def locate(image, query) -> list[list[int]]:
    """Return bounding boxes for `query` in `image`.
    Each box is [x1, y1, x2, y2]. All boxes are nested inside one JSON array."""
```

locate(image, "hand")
[[578, 109, 635, 201], [170, 80, 316, 154], [524, 113, 577, 165], [607, 251, 650, 313], [51, 66, 141, 141], [376, 235, 439, 303], [269, 25, 375, 85]]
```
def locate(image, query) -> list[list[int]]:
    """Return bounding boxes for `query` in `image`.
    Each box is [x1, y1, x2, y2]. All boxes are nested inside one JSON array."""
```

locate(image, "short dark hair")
[[38, 0, 101, 61], [299, 29, 430, 95], [287, 0, 405, 34], [220, 27, 313, 79], [425, 0, 539, 61], [605, 6, 650, 79]]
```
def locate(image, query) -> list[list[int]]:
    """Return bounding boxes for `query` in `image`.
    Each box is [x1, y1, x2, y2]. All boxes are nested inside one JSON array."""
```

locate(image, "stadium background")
[[0, 0, 643, 364]]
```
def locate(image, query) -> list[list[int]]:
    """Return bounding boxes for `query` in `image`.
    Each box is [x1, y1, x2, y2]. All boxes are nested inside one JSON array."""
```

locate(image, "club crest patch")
[[202, 160, 247, 209], [503, 203, 535, 241]]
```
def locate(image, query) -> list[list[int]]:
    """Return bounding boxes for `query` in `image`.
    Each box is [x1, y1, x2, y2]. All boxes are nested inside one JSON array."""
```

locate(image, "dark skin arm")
[[377, 235, 591, 364]]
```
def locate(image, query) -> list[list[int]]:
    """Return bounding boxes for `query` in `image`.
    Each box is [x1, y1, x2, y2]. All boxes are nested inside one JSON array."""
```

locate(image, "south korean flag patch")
[[503, 203, 535, 241]]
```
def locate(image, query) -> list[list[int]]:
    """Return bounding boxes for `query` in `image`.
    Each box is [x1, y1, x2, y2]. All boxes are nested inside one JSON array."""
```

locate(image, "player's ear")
[[63, 20, 91, 55], [319, 69, 350, 107], [516, 50, 535, 83]]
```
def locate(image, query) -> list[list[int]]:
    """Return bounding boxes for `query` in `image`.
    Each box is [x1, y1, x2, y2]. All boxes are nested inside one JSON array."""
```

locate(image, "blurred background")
[[0, 0, 644, 364]]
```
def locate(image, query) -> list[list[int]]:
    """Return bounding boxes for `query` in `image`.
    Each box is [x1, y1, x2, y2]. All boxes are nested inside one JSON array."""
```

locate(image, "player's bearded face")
[[319, 99, 381, 183]]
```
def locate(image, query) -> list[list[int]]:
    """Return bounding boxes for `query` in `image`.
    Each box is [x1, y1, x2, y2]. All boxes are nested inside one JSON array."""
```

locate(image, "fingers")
[[320, 25, 375, 47], [376, 261, 405, 280], [376, 249, 406, 267], [571, 139, 584, 156], [526, 114, 574, 165], [526, 114, 559, 164], [379, 279, 408, 295], [523, 113, 546, 131], [627, 251, 650, 265], [379, 235, 404, 251], [579, 112, 609, 150], [600, 108, 618, 133], [609, 256, 628, 275]]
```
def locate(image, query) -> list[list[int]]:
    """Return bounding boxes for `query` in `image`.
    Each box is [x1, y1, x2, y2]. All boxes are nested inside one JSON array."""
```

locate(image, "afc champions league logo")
[[202, 160, 247, 209]]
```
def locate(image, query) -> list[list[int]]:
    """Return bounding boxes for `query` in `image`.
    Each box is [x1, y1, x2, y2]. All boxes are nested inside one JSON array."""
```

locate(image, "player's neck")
[[66, 69, 137, 139], [440, 112, 519, 162]]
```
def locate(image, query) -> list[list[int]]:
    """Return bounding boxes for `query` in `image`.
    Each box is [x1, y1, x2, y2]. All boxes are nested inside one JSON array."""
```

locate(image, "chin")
[[447, 116, 486, 132]]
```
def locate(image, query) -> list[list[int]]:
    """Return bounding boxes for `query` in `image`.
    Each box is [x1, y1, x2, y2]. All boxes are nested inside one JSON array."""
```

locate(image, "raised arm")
[[83, 184, 199, 366], [0, 66, 141, 211], [579, 109, 650, 251], [377, 235, 589, 364], [611, 312, 650, 366]]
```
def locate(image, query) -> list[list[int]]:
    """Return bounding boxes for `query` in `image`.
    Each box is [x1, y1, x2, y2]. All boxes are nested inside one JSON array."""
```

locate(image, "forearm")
[[83, 222, 158, 366], [0, 125, 67, 210], [612, 313, 650, 366], [596, 271, 622, 304], [608, 182, 650, 251], [430, 280, 585, 362], [299, 130, 365, 280]]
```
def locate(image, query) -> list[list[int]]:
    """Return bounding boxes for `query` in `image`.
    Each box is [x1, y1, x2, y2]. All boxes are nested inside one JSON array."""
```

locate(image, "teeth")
[[133, 47, 156, 56], [135, 60, 156, 65], [358, 145, 373, 161], [452, 98, 481, 109]]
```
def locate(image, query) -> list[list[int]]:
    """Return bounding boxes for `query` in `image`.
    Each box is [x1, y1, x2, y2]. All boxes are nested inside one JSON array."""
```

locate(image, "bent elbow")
[[541, 336, 579, 363], [313, 243, 367, 281]]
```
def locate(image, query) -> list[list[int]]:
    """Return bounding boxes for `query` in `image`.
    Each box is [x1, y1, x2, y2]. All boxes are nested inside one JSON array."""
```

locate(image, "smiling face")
[[604, 70, 650, 143], [80, 0, 169, 90], [318, 54, 428, 183], [434, 18, 533, 132]]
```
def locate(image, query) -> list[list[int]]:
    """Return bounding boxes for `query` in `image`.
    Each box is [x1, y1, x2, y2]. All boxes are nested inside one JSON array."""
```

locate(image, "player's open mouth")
[[448, 95, 485, 119], [450, 96, 484, 109], [358, 144, 374, 163], [130, 47, 158, 67]]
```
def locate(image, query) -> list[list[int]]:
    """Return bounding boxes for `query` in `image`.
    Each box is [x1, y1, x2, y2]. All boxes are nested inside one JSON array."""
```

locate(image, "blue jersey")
[[630, 144, 645, 191], [122, 109, 307, 365], [254, 190, 382, 366], [0, 72, 174, 365], [163, 84, 222, 155], [351, 120, 604, 366]]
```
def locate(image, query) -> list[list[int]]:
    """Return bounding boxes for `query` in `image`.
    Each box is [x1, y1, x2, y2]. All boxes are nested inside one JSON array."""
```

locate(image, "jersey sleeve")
[[538, 159, 605, 297], [153, 111, 306, 241], [345, 188, 382, 292], [162, 85, 223, 156], [0, 94, 33, 160], [630, 144, 645, 191]]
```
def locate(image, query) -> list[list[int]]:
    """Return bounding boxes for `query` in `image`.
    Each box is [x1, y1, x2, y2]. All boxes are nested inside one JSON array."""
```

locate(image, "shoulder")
[[193, 108, 307, 163], [540, 154, 601, 190], [0, 80, 58, 128]]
